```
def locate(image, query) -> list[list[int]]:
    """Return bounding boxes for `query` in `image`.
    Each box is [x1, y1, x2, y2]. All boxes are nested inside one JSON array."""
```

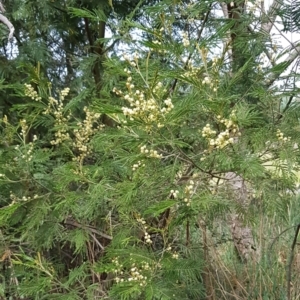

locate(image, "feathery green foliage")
[[0, 0, 300, 299]]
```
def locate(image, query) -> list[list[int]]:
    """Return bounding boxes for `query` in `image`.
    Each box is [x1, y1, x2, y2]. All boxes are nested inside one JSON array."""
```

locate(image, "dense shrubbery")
[[0, 0, 300, 299]]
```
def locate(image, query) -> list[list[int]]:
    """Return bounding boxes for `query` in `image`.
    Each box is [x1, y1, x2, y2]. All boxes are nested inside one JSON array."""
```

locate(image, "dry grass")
[[200, 214, 300, 300]]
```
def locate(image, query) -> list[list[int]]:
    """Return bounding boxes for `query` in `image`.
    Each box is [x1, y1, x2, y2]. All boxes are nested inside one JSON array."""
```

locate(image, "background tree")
[[0, 0, 300, 299]]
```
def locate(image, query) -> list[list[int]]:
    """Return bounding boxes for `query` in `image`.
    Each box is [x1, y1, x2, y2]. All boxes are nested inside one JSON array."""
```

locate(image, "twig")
[[0, 13, 14, 40], [260, 0, 282, 35], [287, 224, 300, 300], [186, 219, 190, 246], [282, 95, 294, 114], [64, 219, 113, 240], [271, 227, 299, 251], [90, 233, 104, 250], [168, 5, 212, 95], [102, 38, 120, 54], [175, 145, 228, 180], [0, 2, 4, 13], [267, 43, 300, 86]]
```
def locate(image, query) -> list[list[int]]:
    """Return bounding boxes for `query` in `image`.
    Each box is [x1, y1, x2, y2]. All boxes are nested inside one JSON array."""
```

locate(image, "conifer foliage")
[[0, 0, 300, 299]]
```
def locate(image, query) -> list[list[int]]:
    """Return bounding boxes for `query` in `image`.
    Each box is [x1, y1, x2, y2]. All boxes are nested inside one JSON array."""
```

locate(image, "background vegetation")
[[0, 0, 300, 299]]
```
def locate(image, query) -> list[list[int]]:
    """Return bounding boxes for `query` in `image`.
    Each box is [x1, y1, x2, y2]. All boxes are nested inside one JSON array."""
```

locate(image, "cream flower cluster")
[[170, 189, 179, 198], [211, 132, 234, 149], [14, 142, 34, 163], [2, 114, 8, 124], [184, 65, 202, 78], [112, 257, 150, 287], [166, 245, 179, 259], [140, 145, 163, 159], [20, 119, 28, 139], [276, 129, 290, 143], [212, 57, 219, 68], [202, 76, 219, 92], [24, 83, 41, 101], [113, 64, 174, 129], [5, 116, 37, 162], [132, 160, 145, 171], [46, 90, 71, 146], [60, 87, 70, 101], [137, 216, 152, 244], [219, 111, 239, 132], [149, 27, 167, 54], [183, 180, 195, 206], [50, 118, 70, 145], [182, 32, 190, 47], [183, 55, 220, 89], [72, 107, 101, 163], [14, 120, 35, 162], [42, 88, 101, 163], [202, 76, 212, 85], [127, 266, 147, 285], [202, 124, 216, 138], [202, 111, 240, 150], [9, 191, 39, 205]]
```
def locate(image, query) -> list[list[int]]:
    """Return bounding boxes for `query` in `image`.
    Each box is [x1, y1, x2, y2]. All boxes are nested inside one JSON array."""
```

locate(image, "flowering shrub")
[[0, 1, 299, 299]]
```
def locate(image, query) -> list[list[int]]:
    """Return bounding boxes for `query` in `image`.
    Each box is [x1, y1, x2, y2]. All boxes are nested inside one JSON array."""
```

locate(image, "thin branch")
[[168, 5, 212, 95], [267, 43, 300, 86], [175, 145, 229, 180], [84, 17, 94, 47], [0, 1, 14, 40], [257, 0, 300, 86], [220, 2, 228, 18], [186, 220, 190, 246], [0, 13, 14, 40], [282, 95, 294, 114], [102, 38, 120, 54], [90, 233, 104, 250], [260, 0, 283, 35], [64, 219, 113, 240], [287, 224, 300, 300], [0, 2, 4, 13], [268, 225, 298, 261]]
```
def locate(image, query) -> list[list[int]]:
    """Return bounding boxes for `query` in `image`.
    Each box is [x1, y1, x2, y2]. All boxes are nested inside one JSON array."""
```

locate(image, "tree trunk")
[[225, 172, 258, 262]]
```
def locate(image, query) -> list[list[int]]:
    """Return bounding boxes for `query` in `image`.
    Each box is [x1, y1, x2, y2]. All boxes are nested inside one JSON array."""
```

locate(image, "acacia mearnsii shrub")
[[0, 0, 300, 299]]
